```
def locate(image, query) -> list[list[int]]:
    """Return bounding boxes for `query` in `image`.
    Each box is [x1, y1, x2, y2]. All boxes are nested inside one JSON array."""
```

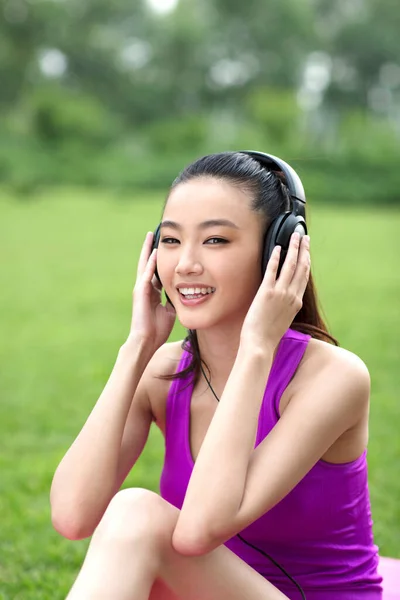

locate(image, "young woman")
[[51, 151, 383, 600]]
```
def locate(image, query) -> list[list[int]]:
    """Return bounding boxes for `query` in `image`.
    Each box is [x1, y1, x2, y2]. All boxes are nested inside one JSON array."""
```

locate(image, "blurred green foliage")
[[0, 0, 399, 201]]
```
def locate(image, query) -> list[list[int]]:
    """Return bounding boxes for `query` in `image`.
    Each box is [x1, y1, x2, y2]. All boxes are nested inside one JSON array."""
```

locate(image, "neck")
[[192, 325, 281, 389], [194, 325, 241, 384]]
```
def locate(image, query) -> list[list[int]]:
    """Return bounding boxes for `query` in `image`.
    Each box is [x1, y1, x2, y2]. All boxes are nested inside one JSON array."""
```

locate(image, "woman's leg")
[[66, 488, 289, 600], [66, 489, 161, 599]]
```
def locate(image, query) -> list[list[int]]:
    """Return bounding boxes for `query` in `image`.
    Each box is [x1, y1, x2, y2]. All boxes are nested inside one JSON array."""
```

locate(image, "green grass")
[[0, 188, 399, 598]]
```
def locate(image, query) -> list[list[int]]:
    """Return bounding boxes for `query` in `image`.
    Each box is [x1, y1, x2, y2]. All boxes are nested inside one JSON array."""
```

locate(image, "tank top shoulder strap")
[[160, 344, 194, 506], [164, 344, 193, 451], [258, 327, 312, 440]]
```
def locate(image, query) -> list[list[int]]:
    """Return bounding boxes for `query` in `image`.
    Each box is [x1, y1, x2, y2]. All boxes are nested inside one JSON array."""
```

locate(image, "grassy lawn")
[[0, 188, 399, 599]]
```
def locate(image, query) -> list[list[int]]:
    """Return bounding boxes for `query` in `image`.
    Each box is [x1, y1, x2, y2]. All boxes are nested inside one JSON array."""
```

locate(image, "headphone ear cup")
[[152, 224, 161, 250], [151, 224, 174, 307], [152, 224, 162, 285], [262, 214, 307, 277], [262, 215, 286, 276]]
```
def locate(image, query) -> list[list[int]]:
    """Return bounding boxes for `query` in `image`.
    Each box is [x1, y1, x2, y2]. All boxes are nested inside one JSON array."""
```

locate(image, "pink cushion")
[[379, 556, 400, 599]]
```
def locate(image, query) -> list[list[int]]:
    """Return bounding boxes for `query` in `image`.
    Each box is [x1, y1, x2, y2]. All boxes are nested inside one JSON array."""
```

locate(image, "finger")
[[152, 272, 163, 291], [136, 232, 154, 280], [263, 244, 282, 287], [141, 248, 157, 284], [275, 232, 301, 289], [290, 235, 311, 295], [151, 274, 162, 294]]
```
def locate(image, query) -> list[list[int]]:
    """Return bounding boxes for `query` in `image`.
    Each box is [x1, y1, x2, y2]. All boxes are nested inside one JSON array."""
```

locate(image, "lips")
[[178, 285, 215, 296], [179, 291, 214, 299], [177, 289, 215, 306]]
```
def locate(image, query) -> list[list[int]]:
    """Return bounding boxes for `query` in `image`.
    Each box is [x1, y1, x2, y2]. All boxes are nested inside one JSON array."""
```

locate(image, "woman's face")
[[157, 177, 266, 331]]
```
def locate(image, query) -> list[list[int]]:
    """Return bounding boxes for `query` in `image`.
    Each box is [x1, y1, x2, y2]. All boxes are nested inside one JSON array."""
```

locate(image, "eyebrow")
[[160, 219, 240, 231]]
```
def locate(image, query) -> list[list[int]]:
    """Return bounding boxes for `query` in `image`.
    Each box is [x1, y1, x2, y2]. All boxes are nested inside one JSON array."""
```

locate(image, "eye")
[[205, 237, 228, 244], [160, 237, 228, 245]]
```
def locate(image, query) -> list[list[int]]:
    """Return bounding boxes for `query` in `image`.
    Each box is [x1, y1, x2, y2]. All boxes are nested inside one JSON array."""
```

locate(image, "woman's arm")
[[172, 345, 370, 556], [51, 230, 177, 539], [50, 336, 154, 539]]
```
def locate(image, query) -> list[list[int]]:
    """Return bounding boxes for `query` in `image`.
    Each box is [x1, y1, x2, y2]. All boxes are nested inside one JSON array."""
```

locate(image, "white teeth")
[[179, 287, 215, 296]]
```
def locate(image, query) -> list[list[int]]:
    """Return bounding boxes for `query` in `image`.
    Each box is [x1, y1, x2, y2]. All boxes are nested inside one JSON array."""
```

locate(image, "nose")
[[174, 244, 204, 277]]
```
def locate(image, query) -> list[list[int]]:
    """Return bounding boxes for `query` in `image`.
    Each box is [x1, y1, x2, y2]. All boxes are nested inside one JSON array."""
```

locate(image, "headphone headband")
[[240, 150, 306, 217]]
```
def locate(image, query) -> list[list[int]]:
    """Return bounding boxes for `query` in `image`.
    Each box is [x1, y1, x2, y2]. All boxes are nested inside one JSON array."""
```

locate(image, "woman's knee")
[[94, 488, 179, 548]]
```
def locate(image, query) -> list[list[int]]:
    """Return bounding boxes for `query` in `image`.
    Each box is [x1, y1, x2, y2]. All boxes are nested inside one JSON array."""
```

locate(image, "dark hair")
[[157, 151, 339, 388]]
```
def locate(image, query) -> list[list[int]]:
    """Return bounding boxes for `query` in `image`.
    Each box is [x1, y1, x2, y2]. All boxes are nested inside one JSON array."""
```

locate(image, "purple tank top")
[[159, 328, 383, 599]]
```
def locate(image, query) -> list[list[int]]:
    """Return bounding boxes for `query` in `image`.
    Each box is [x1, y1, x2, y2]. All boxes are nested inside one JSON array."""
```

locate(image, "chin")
[[177, 307, 243, 333], [176, 308, 221, 332], [178, 315, 215, 331]]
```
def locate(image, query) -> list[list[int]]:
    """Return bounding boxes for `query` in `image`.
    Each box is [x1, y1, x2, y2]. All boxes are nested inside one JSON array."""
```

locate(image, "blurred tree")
[[0, 0, 316, 121], [0, 0, 399, 198], [314, 0, 400, 114], [1, 0, 399, 122]]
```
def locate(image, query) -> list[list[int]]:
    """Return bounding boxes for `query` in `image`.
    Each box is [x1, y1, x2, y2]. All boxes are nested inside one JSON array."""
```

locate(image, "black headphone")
[[151, 151, 307, 302]]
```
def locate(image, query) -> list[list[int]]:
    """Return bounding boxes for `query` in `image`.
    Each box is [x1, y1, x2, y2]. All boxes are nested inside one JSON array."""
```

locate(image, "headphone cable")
[[199, 362, 306, 600]]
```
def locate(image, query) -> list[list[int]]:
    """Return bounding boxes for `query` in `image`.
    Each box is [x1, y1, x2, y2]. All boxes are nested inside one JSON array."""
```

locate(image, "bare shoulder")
[[289, 333, 371, 413], [145, 339, 186, 429], [303, 335, 370, 379], [286, 334, 371, 462]]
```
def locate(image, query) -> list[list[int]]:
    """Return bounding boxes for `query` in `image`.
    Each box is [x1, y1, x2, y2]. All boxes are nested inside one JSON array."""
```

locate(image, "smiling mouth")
[[178, 289, 216, 299]]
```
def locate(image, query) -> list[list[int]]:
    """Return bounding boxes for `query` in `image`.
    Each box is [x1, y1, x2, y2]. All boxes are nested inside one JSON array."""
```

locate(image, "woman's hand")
[[129, 232, 176, 354], [239, 232, 311, 352]]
